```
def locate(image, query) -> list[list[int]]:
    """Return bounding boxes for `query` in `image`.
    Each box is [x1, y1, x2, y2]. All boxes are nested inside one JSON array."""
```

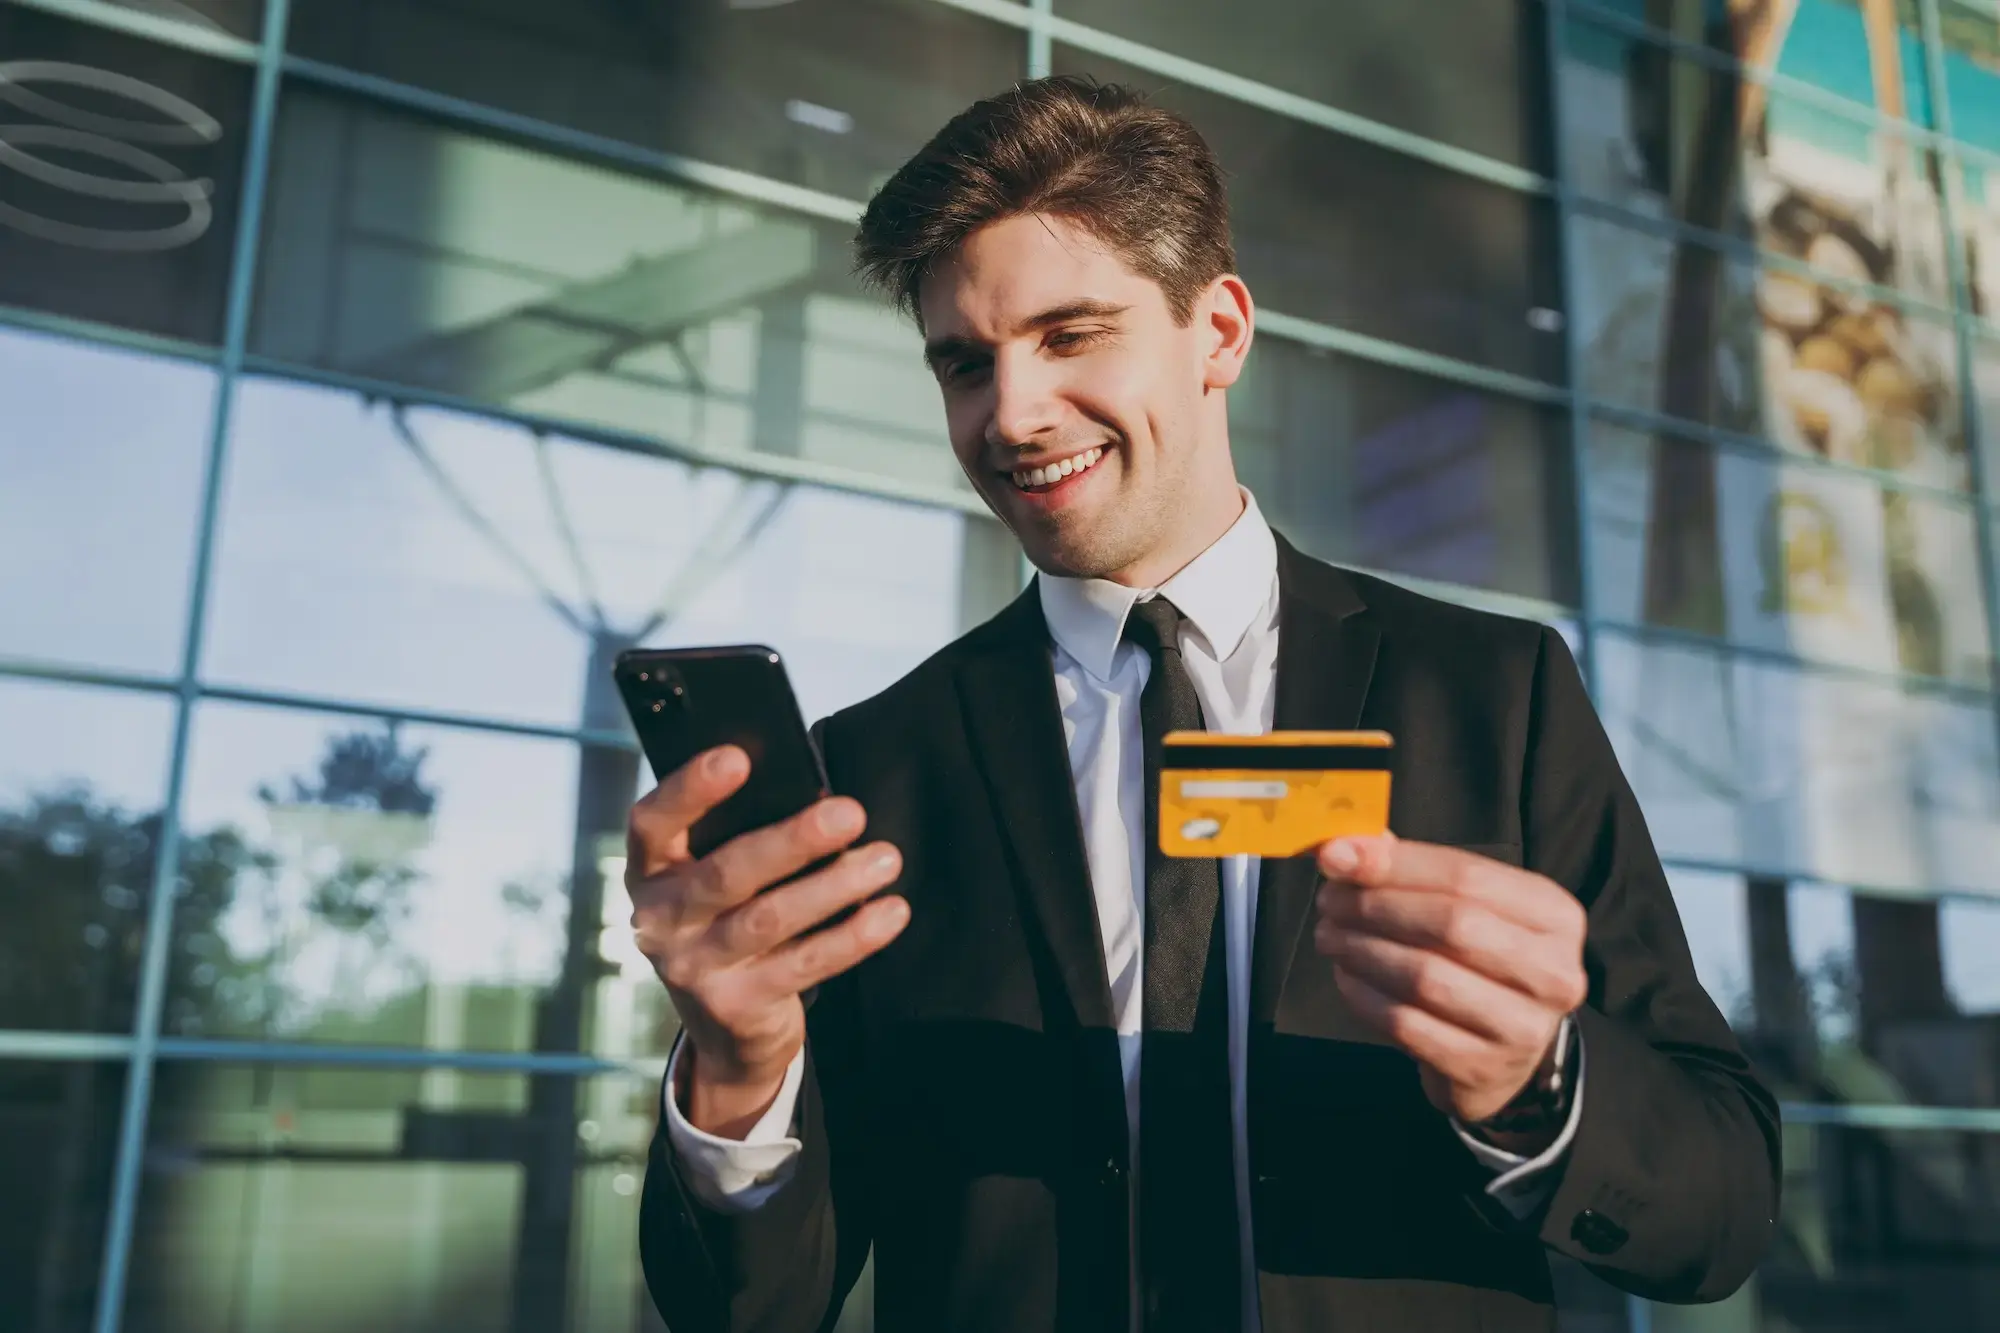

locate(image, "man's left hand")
[[1312, 833, 1589, 1125]]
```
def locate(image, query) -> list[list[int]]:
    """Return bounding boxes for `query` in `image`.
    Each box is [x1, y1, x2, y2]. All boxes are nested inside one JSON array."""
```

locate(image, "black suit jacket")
[[641, 535, 1781, 1333]]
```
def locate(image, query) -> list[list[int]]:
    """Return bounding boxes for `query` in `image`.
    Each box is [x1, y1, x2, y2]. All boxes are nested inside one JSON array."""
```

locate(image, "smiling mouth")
[[1007, 445, 1105, 492]]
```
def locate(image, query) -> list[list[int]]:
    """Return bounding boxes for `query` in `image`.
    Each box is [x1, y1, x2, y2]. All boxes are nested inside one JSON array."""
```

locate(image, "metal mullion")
[[1566, 194, 1963, 326], [1544, 0, 1601, 697], [1563, 0, 1953, 153], [153, 1037, 664, 1080], [1582, 398, 1988, 510], [1780, 1101, 2000, 1134], [3, 0, 260, 61], [1657, 851, 2000, 914], [89, 4, 293, 1331], [1254, 310, 1570, 407], [1026, 0, 1051, 79], [1917, 0, 2000, 795], [0, 1031, 136, 1061], [1591, 616, 2000, 706], [0, 302, 225, 368]]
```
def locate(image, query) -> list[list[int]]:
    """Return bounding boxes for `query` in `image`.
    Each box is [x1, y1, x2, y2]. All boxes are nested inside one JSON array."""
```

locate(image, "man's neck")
[[1101, 484, 1247, 590]]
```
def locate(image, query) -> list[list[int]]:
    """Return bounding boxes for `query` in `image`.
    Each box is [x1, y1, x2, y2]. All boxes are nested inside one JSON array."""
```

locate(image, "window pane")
[[1669, 870, 2000, 1113], [1233, 340, 1577, 606], [249, 87, 966, 503], [1574, 215, 1968, 491], [1561, 9, 1950, 308], [1940, 1, 2000, 157], [201, 378, 966, 728], [79, 0, 265, 40], [1597, 630, 2000, 896], [1050, 48, 1565, 383], [285, 0, 1020, 204], [0, 1060, 127, 1333], [168, 701, 690, 1059], [1052, 0, 1551, 170], [124, 1062, 661, 1333], [0, 4, 254, 343], [1587, 421, 1993, 685], [0, 327, 213, 676], [0, 678, 176, 1035]]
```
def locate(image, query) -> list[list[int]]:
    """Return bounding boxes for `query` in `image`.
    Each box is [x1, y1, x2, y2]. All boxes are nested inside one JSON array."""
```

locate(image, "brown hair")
[[853, 75, 1235, 326]]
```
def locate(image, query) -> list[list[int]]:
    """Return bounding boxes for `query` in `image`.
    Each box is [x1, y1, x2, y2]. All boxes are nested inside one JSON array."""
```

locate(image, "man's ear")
[[1200, 275, 1255, 392]]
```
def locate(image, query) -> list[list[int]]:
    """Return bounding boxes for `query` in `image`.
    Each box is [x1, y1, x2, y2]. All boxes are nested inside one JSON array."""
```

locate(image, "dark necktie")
[[1125, 597, 1241, 1332]]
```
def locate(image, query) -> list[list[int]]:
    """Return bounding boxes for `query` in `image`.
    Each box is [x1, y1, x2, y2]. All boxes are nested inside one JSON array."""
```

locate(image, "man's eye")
[[941, 360, 988, 384], [1047, 329, 1102, 353]]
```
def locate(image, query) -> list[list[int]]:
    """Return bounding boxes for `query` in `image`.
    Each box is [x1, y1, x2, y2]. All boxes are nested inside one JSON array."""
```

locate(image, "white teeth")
[[1011, 446, 1103, 490]]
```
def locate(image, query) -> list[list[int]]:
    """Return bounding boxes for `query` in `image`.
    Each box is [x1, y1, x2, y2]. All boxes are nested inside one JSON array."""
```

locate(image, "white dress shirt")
[[663, 490, 1584, 1331]]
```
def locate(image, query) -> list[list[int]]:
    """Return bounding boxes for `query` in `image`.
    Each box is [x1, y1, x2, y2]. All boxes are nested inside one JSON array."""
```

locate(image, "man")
[[631, 77, 1779, 1333]]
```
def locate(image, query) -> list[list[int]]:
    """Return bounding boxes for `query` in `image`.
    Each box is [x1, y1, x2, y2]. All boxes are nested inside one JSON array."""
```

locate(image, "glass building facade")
[[2, 0, 1999, 1329]]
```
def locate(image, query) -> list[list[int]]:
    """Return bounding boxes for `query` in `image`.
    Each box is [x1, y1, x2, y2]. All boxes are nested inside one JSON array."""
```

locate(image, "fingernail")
[[867, 897, 909, 940], [819, 801, 862, 836], [869, 845, 900, 875], [1322, 840, 1359, 875], [708, 747, 746, 779]]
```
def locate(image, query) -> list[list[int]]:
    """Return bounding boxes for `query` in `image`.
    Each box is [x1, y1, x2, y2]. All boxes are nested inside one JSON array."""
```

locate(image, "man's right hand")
[[628, 744, 909, 1140]]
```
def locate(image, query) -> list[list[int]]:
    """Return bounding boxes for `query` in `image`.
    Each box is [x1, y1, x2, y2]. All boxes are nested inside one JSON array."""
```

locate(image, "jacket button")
[[1570, 1209, 1629, 1256]]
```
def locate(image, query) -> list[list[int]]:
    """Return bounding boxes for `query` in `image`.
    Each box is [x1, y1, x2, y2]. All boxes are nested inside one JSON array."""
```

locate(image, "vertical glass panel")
[[285, 0, 1020, 204], [1561, 9, 1946, 293], [1051, 0, 1551, 170], [249, 87, 965, 503], [0, 4, 254, 343], [167, 701, 691, 1060], [1232, 339, 1577, 606], [1597, 630, 2000, 895], [0, 678, 176, 1035], [123, 1063, 662, 1333], [1049, 48, 1566, 383], [1587, 421, 1993, 684], [0, 327, 213, 676], [1939, 0, 2000, 156], [201, 378, 967, 729], [0, 1060, 128, 1333], [1574, 216, 1968, 492]]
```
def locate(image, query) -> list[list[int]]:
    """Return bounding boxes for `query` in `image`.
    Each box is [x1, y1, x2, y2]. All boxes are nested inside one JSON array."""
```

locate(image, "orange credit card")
[[1158, 730, 1394, 858]]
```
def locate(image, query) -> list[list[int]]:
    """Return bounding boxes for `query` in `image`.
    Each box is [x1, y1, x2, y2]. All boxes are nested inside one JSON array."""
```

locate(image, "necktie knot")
[[1123, 596, 1185, 656]]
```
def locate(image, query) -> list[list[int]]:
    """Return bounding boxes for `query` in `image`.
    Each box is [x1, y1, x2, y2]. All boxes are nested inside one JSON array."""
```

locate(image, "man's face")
[[918, 214, 1239, 582]]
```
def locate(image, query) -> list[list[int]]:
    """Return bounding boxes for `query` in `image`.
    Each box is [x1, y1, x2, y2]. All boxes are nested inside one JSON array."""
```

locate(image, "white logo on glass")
[[0, 59, 219, 252]]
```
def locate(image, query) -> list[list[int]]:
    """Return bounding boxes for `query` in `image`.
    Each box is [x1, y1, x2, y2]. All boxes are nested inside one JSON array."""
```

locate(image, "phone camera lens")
[[636, 670, 650, 682], [650, 700, 665, 713]]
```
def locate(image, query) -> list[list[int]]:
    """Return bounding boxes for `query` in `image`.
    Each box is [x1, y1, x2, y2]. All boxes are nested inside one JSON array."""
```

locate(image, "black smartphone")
[[614, 645, 830, 861]]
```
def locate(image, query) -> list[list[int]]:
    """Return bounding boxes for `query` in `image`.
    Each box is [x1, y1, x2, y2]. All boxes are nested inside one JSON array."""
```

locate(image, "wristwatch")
[[1475, 1013, 1578, 1137]]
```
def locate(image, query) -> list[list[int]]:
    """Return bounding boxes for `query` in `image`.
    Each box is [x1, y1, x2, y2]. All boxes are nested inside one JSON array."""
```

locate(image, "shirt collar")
[[1037, 488, 1278, 682]]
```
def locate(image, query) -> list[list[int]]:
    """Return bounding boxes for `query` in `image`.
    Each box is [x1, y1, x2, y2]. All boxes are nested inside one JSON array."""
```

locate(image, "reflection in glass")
[[1561, 8, 1948, 303], [0, 678, 177, 1035], [286, 0, 1020, 204], [249, 88, 962, 501], [201, 378, 966, 729], [122, 1063, 665, 1333], [1587, 422, 1993, 683], [1233, 341, 1577, 606], [1053, 0, 1551, 169], [0, 1060, 126, 1333], [0, 327, 213, 676], [1050, 49, 1566, 383], [0, 5, 253, 343], [165, 702, 695, 1061], [1597, 631, 2000, 896], [89, 0, 265, 39], [1574, 216, 1967, 490]]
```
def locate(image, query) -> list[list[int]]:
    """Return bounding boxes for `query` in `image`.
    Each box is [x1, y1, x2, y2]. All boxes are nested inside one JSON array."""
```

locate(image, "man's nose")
[[986, 349, 1063, 448]]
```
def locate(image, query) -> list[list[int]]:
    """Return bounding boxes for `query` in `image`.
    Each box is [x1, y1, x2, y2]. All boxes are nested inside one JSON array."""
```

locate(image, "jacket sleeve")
[[1504, 626, 1783, 1302], [638, 721, 876, 1333]]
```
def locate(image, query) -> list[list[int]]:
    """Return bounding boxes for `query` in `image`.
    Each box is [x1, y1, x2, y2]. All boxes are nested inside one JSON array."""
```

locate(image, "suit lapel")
[[956, 584, 1117, 1030], [1250, 538, 1380, 1027]]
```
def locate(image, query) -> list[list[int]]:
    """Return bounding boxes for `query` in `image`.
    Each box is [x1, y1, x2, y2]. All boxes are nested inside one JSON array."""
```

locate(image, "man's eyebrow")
[[922, 300, 1132, 366]]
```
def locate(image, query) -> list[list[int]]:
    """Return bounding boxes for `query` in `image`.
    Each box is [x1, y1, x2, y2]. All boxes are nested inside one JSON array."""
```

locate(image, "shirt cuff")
[[660, 1035, 806, 1213], [1452, 1016, 1586, 1219]]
